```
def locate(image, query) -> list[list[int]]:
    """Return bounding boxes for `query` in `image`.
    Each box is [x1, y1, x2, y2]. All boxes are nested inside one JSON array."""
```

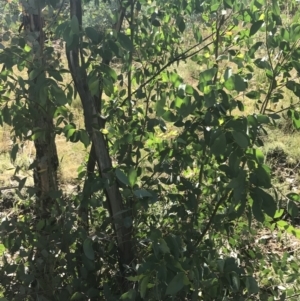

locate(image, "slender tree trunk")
[[20, 1, 59, 298], [67, 0, 134, 289]]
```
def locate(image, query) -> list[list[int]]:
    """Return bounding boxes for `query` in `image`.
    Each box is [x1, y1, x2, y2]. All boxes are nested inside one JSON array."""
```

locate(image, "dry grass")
[[0, 126, 88, 188]]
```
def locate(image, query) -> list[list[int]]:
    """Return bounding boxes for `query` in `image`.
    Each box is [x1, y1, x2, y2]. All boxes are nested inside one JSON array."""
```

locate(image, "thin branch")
[[0, 186, 32, 192], [194, 189, 233, 248], [44, 0, 67, 31], [118, 12, 236, 109], [118, 36, 215, 108], [286, 293, 300, 300], [274, 100, 300, 114], [135, 84, 154, 168]]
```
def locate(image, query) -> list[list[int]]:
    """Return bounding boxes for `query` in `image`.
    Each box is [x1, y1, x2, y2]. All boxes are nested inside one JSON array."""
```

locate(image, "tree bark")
[[67, 0, 134, 286], [19, 0, 60, 299]]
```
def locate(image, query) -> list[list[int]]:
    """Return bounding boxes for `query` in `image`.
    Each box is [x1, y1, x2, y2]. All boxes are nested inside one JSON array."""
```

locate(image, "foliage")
[[0, 0, 300, 300]]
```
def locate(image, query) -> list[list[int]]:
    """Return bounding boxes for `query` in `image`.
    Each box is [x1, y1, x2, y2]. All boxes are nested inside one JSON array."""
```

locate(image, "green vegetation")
[[0, 0, 300, 300]]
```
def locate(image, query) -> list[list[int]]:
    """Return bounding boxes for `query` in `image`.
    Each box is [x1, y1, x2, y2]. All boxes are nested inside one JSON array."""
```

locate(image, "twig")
[[194, 189, 233, 248], [274, 100, 300, 114], [0, 186, 32, 192]]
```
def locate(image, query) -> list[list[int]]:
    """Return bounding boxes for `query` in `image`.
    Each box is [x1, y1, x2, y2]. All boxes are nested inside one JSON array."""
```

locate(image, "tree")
[[1, 0, 300, 300]]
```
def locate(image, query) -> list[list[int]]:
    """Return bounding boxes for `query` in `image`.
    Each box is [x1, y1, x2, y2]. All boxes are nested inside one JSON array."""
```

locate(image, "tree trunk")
[[20, 1, 59, 299], [67, 0, 134, 288]]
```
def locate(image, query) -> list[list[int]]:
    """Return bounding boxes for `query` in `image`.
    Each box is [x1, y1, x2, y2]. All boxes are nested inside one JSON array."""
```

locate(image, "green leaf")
[[117, 32, 133, 51], [272, 0, 280, 16], [120, 289, 136, 300], [274, 209, 284, 218], [89, 80, 100, 96], [248, 41, 263, 58], [99, 64, 117, 81], [116, 168, 130, 186], [151, 19, 161, 27], [86, 27, 100, 43], [224, 0, 233, 8], [2, 105, 11, 125], [256, 114, 270, 124], [232, 130, 249, 148], [127, 275, 143, 282], [128, 168, 137, 187], [134, 189, 152, 198], [83, 238, 95, 260], [0, 244, 5, 255], [287, 193, 300, 202], [252, 148, 264, 164], [260, 189, 276, 218], [224, 74, 247, 92], [211, 132, 226, 156], [228, 171, 246, 201], [254, 58, 272, 70], [185, 85, 194, 95], [251, 188, 276, 218], [246, 276, 259, 294], [79, 130, 90, 148], [71, 15, 80, 35], [246, 90, 260, 99], [176, 16, 185, 33], [165, 272, 187, 295], [252, 197, 264, 223], [293, 117, 300, 129], [10, 144, 19, 162], [199, 68, 217, 83], [159, 238, 170, 254], [71, 292, 84, 300], [51, 84, 68, 105], [108, 40, 120, 56], [255, 165, 272, 188], [67, 129, 76, 139], [288, 201, 299, 218], [162, 110, 177, 122], [36, 219, 46, 231], [250, 20, 264, 37], [18, 177, 27, 190], [231, 271, 240, 292], [277, 220, 289, 228], [249, 148, 265, 164], [24, 44, 31, 52], [140, 276, 149, 298], [48, 70, 63, 82]]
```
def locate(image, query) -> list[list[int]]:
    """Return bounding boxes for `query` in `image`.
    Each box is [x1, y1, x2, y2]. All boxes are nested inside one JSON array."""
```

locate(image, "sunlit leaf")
[[128, 168, 137, 187], [224, 74, 247, 92]]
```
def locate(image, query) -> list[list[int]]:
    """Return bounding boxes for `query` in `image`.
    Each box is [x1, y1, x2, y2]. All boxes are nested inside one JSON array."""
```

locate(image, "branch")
[[118, 13, 236, 109], [0, 186, 32, 192], [45, 0, 67, 31], [118, 36, 214, 108], [194, 189, 233, 247], [274, 100, 300, 114]]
